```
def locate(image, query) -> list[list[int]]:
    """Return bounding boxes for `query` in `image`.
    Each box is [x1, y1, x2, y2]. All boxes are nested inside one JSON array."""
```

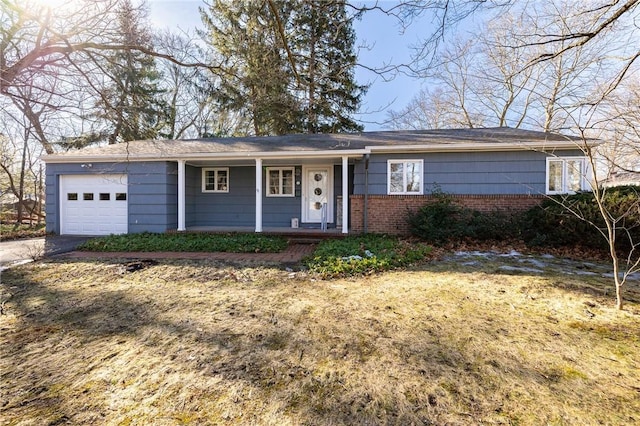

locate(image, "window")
[[83, 193, 94, 201], [202, 168, 229, 193], [67, 193, 78, 201], [388, 160, 423, 194], [99, 193, 110, 201], [115, 193, 127, 201], [267, 168, 294, 197], [546, 157, 589, 194]]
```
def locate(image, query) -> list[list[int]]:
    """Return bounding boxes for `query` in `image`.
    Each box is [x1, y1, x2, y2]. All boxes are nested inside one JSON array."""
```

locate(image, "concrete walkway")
[[55, 243, 317, 265]]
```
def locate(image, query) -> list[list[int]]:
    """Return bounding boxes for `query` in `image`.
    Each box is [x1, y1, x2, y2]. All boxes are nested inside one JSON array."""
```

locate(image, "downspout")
[[363, 154, 369, 234]]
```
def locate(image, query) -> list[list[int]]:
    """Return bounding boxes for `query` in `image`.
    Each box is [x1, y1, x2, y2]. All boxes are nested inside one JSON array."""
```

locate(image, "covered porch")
[[174, 154, 360, 234]]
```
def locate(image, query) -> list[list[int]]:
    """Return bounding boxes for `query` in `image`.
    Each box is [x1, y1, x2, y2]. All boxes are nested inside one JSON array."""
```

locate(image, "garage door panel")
[[60, 174, 128, 235]]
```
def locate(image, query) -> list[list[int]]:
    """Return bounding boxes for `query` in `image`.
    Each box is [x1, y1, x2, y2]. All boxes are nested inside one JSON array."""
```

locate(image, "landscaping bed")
[[77, 232, 288, 253]]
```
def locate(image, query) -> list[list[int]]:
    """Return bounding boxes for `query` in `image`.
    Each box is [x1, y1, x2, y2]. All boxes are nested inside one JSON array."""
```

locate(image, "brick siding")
[[350, 194, 544, 235]]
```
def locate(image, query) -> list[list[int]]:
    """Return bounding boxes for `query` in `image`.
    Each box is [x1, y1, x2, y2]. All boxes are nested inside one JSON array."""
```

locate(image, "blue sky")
[[146, 0, 428, 131]]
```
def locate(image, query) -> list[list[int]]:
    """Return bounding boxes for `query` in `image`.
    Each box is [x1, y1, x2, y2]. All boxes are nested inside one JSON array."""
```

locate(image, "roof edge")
[[366, 140, 595, 153], [42, 149, 369, 163], [42, 137, 600, 163]]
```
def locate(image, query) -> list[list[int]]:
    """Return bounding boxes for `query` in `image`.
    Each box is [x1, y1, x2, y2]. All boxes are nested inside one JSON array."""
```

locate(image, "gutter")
[[365, 141, 597, 153], [42, 149, 370, 164]]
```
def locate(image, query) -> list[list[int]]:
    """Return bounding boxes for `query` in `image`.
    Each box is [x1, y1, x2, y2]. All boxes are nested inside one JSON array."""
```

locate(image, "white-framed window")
[[267, 167, 294, 197], [388, 159, 423, 195], [546, 157, 589, 194], [202, 168, 229, 193]]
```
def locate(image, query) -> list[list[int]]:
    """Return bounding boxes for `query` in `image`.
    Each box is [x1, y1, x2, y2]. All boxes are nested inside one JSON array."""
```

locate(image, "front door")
[[302, 166, 333, 223]]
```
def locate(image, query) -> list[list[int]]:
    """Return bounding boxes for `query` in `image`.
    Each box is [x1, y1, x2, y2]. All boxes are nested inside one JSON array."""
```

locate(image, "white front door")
[[302, 166, 333, 223]]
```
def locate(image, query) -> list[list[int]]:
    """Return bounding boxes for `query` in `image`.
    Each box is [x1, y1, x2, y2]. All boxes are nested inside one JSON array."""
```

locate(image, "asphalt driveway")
[[0, 238, 44, 269], [0, 235, 91, 269]]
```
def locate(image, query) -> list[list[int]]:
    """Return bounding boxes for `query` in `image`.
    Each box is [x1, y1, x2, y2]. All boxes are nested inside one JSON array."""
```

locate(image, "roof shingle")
[[43, 127, 593, 161]]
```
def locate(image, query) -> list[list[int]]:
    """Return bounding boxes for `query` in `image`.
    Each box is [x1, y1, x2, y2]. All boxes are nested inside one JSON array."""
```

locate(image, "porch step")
[[286, 237, 324, 245]]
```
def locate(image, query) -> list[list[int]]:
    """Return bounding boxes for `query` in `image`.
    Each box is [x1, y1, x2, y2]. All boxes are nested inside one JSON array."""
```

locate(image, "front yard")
[[1, 255, 639, 425]]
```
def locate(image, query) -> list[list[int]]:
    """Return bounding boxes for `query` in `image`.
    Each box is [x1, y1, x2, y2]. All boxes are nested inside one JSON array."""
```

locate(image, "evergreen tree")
[[200, 0, 366, 136], [292, 0, 366, 133], [96, 0, 168, 144], [200, 0, 302, 136]]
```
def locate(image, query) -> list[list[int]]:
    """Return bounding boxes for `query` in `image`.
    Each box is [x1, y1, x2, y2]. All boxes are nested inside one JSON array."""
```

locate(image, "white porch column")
[[177, 159, 186, 231], [342, 155, 349, 234], [255, 158, 263, 232]]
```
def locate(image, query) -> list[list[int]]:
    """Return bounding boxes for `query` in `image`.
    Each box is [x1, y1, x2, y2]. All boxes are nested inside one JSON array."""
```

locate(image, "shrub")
[[305, 234, 432, 278], [522, 186, 640, 251], [462, 209, 522, 241], [408, 189, 521, 244], [407, 189, 465, 243], [409, 186, 640, 252]]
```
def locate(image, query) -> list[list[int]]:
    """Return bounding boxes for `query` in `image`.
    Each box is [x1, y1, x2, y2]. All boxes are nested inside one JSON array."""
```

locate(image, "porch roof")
[[42, 127, 596, 163]]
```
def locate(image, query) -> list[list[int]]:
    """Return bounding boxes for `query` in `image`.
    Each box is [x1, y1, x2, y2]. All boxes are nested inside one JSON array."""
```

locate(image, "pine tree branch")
[[266, 0, 301, 88]]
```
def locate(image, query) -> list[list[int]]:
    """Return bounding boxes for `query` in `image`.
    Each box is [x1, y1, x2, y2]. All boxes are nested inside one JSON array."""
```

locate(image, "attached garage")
[[59, 174, 128, 235]]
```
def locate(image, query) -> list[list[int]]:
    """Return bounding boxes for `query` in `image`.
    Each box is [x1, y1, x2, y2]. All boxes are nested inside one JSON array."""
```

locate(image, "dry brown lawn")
[[1, 255, 639, 425]]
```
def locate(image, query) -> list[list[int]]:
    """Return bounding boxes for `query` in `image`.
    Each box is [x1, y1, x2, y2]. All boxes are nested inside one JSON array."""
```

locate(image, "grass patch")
[[305, 234, 432, 277], [0, 223, 46, 241], [77, 232, 288, 253], [1, 258, 639, 425]]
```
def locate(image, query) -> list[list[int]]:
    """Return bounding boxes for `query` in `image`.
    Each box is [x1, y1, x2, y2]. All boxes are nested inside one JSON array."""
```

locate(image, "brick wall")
[[350, 194, 544, 235]]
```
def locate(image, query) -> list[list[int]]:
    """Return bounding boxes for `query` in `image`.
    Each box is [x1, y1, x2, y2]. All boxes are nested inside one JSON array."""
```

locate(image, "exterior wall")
[[47, 161, 349, 234], [353, 149, 584, 196], [185, 165, 198, 228], [350, 194, 544, 235], [189, 166, 257, 227], [47, 147, 573, 235], [188, 165, 315, 228], [46, 161, 177, 234], [350, 149, 582, 234], [129, 162, 177, 233]]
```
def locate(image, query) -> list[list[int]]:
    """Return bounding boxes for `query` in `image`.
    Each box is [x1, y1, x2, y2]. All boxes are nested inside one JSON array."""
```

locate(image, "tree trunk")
[[16, 128, 28, 226]]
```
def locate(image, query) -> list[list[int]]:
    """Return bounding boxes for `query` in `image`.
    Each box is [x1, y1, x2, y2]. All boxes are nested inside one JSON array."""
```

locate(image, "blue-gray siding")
[[189, 166, 258, 227], [47, 148, 570, 233], [353, 150, 584, 195], [188, 166, 316, 228], [46, 162, 177, 234], [47, 162, 346, 233]]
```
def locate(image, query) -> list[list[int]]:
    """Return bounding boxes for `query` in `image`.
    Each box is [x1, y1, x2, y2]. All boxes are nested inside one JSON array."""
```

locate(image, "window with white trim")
[[202, 168, 229, 193], [267, 167, 294, 197], [546, 157, 589, 194], [388, 160, 423, 194]]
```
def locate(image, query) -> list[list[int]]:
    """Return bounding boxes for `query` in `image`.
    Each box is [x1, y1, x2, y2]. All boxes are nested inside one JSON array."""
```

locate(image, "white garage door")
[[60, 174, 128, 235]]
